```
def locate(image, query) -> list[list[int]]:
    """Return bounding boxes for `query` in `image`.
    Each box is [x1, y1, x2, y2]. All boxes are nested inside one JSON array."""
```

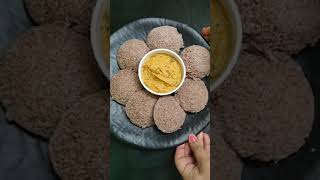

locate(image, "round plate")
[[110, 18, 210, 149]]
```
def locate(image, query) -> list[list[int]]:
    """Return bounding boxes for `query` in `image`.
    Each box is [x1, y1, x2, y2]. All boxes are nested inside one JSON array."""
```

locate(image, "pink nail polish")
[[189, 134, 197, 143]]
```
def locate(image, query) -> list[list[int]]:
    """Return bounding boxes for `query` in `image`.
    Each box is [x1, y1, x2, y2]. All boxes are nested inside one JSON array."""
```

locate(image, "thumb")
[[188, 134, 209, 173]]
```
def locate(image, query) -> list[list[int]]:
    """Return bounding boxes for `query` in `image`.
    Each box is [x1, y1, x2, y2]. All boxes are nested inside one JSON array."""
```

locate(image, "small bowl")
[[138, 49, 186, 96]]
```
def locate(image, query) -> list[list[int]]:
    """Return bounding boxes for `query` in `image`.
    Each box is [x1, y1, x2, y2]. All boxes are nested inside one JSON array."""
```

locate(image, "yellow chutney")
[[142, 53, 183, 94]]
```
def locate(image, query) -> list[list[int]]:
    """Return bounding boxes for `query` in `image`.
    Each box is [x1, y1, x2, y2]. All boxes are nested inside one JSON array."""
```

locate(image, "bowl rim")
[[211, 0, 242, 92], [90, 0, 109, 78], [138, 48, 186, 96]]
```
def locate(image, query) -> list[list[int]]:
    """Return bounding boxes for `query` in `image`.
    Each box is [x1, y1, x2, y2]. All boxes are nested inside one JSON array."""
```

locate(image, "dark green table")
[[110, 0, 209, 179]]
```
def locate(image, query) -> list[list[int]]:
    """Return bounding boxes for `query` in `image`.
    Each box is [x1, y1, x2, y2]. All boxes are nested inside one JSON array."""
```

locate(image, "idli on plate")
[[49, 91, 108, 180], [214, 50, 314, 161], [181, 45, 210, 78], [110, 69, 142, 105], [147, 26, 184, 53], [211, 129, 243, 180], [154, 96, 186, 133], [117, 39, 150, 71], [0, 24, 102, 138], [238, 0, 320, 54], [24, 0, 96, 34], [125, 90, 158, 128], [175, 78, 208, 113]]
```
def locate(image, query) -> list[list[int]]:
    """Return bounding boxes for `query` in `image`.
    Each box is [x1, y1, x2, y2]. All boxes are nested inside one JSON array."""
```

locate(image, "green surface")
[[110, 0, 209, 179]]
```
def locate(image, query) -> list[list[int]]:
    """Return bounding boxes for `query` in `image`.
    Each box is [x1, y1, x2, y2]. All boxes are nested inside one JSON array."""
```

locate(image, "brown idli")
[[211, 130, 243, 180], [117, 39, 149, 71], [0, 24, 102, 138], [49, 91, 108, 180], [214, 50, 314, 161], [181, 45, 210, 78], [125, 90, 158, 128], [154, 96, 186, 133], [238, 0, 320, 54], [110, 69, 142, 105], [146, 26, 184, 53], [24, 0, 95, 34], [175, 78, 208, 113]]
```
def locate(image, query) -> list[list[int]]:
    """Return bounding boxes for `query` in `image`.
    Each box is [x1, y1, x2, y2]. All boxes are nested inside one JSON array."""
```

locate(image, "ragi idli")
[[24, 0, 95, 35], [181, 45, 210, 78], [49, 91, 108, 180], [175, 78, 208, 113], [0, 24, 102, 138], [147, 26, 184, 53], [214, 50, 314, 161], [211, 129, 243, 180], [238, 0, 320, 54], [110, 69, 142, 105], [125, 90, 158, 128], [117, 39, 149, 71], [154, 96, 186, 133]]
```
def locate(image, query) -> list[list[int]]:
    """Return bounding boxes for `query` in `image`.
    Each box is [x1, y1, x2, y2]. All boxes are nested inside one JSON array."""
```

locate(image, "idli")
[[125, 90, 158, 128], [49, 91, 108, 180], [110, 69, 142, 105], [117, 39, 149, 71], [24, 0, 95, 34], [175, 78, 208, 113], [147, 26, 184, 53], [0, 24, 102, 138], [211, 129, 243, 180], [181, 45, 210, 78], [214, 50, 314, 161], [238, 0, 320, 54], [154, 96, 186, 133]]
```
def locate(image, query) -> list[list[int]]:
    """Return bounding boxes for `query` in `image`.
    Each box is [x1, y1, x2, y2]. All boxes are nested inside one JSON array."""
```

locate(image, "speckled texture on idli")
[[147, 26, 184, 53], [181, 45, 210, 78], [211, 129, 243, 180], [49, 91, 108, 180], [154, 96, 186, 133], [110, 69, 142, 105], [125, 90, 158, 128], [214, 50, 314, 161], [175, 78, 208, 113], [24, 0, 96, 35], [117, 39, 150, 71], [238, 0, 320, 54], [0, 24, 102, 138]]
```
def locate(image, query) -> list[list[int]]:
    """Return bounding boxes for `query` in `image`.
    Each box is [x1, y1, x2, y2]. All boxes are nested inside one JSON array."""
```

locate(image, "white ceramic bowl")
[[91, 0, 109, 77], [211, 0, 242, 91], [138, 49, 186, 96]]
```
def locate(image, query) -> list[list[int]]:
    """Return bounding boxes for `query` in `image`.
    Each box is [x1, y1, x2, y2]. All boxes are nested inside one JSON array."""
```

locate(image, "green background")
[[110, 0, 209, 179]]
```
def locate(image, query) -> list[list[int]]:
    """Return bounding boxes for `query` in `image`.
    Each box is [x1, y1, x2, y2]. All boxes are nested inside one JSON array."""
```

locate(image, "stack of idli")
[[110, 25, 210, 133], [24, 0, 96, 35], [0, 0, 109, 179], [237, 0, 320, 54], [214, 49, 314, 161], [211, 0, 318, 177]]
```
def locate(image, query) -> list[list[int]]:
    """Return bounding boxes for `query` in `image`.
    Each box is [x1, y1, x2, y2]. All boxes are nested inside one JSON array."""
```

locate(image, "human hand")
[[175, 132, 210, 180], [201, 26, 210, 42]]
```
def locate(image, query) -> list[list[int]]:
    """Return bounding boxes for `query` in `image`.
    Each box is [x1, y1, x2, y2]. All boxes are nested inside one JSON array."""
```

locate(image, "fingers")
[[201, 26, 211, 41], [188, 132, 210, 174], [203, 133, 210, 155], [175, 143, 186, 173], [201, 26, 210, 36]]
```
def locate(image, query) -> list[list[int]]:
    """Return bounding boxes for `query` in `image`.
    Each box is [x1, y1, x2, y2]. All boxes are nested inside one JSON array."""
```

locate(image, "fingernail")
[[189, 134, 197, 143]]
